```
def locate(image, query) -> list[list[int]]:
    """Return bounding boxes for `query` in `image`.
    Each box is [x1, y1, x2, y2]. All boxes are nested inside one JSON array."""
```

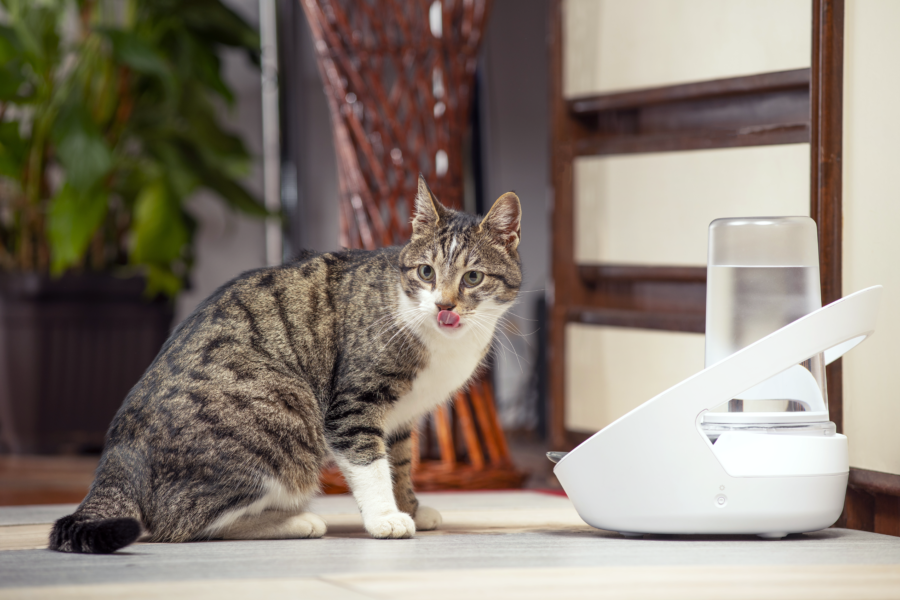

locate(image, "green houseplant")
[[0, 0, 267, 452], [0, 0, 267, 295]]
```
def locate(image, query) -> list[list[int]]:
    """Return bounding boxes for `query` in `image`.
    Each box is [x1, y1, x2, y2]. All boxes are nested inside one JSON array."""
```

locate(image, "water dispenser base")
[[554, 287, 881, 537]]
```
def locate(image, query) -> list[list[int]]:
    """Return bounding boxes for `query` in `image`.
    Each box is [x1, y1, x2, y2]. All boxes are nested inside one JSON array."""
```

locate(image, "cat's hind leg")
[[214, 510, 327, 540], [200, 476, 326, 541]]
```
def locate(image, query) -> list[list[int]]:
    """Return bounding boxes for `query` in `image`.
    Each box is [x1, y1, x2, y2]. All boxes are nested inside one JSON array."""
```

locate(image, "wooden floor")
[[3, 565, 900, 600], [0, 434, 560, 507], [5, 455, 899, 599], [0, 455, 98, 506], [2, 492, 900, 599]]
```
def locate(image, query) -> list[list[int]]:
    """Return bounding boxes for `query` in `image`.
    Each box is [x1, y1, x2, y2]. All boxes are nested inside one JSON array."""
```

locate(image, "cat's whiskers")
[[370, 297, 427, 337], [463, 314, 493, 342], [500, 328, 531, 358], [383, 296, 437, 357], [466, 320, 514, 374], [504, 310, 538, 322], [397, 311, 430, 357], [488, 304, 536, 349], [468, 311, 525, 374], [383, 309, 424, 349], [480, 296, 538, 333], [364, 311, 407, 335], [493, 314, 540, 347], [373, 307, 423, 342], [366, 303, 421, 334], [462, 311, 501, 348]]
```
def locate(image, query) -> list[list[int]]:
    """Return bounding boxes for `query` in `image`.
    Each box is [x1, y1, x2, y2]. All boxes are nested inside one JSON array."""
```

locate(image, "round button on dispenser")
[[715, 494, 728, 507]]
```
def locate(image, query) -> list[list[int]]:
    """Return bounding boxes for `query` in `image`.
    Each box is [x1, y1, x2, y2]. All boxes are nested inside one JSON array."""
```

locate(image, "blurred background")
[[1, 0, 898, 535]]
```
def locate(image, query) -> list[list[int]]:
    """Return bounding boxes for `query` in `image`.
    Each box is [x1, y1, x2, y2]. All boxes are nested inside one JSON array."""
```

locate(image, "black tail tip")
[[50, 515, 142, 554]]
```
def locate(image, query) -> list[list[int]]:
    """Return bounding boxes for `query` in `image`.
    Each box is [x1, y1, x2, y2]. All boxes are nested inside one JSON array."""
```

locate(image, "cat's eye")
[[417, 264, 435, 282], [463, 270, 484, 287]]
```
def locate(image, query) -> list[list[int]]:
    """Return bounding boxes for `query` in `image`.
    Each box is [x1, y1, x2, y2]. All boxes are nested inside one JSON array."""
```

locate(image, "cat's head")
[[398, 175, 522, 338]]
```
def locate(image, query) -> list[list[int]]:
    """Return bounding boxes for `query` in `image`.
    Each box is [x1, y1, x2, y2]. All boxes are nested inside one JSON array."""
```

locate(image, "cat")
[[49, 175, 522, 553]]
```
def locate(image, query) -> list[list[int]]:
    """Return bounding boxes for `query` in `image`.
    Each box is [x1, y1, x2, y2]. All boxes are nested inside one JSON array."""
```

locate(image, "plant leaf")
[[0, 120, 25, 178], [47, 184, 108, 274], [130, 180, 189, 265], [0, 25, 19, 65], [189, 158, 268, 217], [96, 28, 169, 78], [144, 264, 183, 298], [184, 35, 233, 103], [180, 95, 249, 172], [0, 64, 28, 100], [52, 105, 113, 192], [0, 152, 20, 180], [179, 1, 261, 51]]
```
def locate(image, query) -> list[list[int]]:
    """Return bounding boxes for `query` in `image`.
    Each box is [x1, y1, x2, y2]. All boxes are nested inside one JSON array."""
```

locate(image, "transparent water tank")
[[701, 217, 834, 442]]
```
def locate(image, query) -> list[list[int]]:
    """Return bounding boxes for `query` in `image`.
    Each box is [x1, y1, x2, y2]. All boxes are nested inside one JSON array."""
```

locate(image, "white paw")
[[413, 505, 442, 531], [285, 512, 327, 539], [365, 511, 416, 539]]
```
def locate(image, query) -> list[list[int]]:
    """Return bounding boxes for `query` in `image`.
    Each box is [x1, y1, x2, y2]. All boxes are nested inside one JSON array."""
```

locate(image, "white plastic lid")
[[708, 217, 820, 267]]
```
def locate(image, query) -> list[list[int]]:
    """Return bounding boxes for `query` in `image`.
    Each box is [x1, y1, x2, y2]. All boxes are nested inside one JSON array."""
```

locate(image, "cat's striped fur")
[[49, 176, 522, 553]]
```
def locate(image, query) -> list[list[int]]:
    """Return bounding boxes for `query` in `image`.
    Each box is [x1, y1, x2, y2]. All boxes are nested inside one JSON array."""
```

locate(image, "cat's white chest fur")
[[383, 289, 498, 434]]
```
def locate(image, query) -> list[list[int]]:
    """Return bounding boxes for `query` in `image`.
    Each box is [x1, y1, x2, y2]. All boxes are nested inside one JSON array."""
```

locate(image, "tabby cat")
[[49, 176, 522, 553]]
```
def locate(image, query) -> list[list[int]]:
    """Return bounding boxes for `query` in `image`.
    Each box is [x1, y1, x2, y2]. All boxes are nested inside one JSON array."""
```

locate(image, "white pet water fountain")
[[550, 217, 882, 538]]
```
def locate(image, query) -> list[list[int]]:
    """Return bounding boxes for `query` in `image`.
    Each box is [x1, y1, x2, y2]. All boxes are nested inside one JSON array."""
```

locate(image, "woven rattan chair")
[[302, 0, 525, 491]]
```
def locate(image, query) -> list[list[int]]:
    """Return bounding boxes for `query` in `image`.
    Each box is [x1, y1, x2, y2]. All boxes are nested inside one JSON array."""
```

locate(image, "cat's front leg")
[[328, 420, 415, 539], [387, 429, 441, 531]]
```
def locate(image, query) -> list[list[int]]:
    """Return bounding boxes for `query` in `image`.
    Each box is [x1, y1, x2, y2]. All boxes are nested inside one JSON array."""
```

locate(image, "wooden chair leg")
[[454, 391, 485, 470], [479, 380, 513, 463], [469, 381, 504, 465], [411, 426, 420, 471], [434, 404, 456, 469]]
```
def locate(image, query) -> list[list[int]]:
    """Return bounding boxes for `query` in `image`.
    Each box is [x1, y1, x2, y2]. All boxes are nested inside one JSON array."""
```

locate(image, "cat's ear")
[[411, 174, 446, 234], [479, 192, 522, 251]]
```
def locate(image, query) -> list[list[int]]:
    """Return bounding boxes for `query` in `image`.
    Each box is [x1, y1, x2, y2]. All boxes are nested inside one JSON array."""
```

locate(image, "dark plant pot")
[[0, 273, 173, 454]]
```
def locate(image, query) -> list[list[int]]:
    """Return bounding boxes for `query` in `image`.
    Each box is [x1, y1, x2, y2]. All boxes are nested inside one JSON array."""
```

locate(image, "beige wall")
[[842, 0, 900, 476], [574, 145, 810, 266], [563, 0, 814, 434], [567, 145, 808, 431], [563, 0, 900, 478], [566, 325, 705, 433], [564, 0, 810, 97]]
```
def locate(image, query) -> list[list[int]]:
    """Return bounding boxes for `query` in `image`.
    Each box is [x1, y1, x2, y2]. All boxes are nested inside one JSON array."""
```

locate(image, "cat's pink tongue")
[[437, 310, 461, 328]]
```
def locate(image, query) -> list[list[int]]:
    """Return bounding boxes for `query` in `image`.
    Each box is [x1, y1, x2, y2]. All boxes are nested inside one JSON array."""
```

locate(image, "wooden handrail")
[[569, 68, 811, 114]]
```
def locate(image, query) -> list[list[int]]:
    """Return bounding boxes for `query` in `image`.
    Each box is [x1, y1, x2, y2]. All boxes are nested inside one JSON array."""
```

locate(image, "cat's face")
[[398, 176, 522, 339]]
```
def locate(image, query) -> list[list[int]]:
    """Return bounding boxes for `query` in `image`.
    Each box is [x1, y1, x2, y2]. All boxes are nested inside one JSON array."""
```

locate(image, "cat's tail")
[[49, 493, 143, 554]]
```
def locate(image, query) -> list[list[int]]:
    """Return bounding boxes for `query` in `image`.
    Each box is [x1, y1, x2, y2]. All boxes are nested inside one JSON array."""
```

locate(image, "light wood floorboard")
[[0, 579, 375, 600], [3, 565, 899, 600], [0, 507, 594, 551], [329, 564, 900, 600]]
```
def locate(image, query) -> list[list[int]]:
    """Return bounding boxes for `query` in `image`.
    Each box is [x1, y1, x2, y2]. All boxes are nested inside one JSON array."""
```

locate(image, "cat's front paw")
[[365, 511, 416, 539], [413, 505, 442, 531]]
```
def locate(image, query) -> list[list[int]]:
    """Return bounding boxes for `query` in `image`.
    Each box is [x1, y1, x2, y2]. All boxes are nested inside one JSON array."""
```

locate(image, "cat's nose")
[[435, 301, 456, 312]]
